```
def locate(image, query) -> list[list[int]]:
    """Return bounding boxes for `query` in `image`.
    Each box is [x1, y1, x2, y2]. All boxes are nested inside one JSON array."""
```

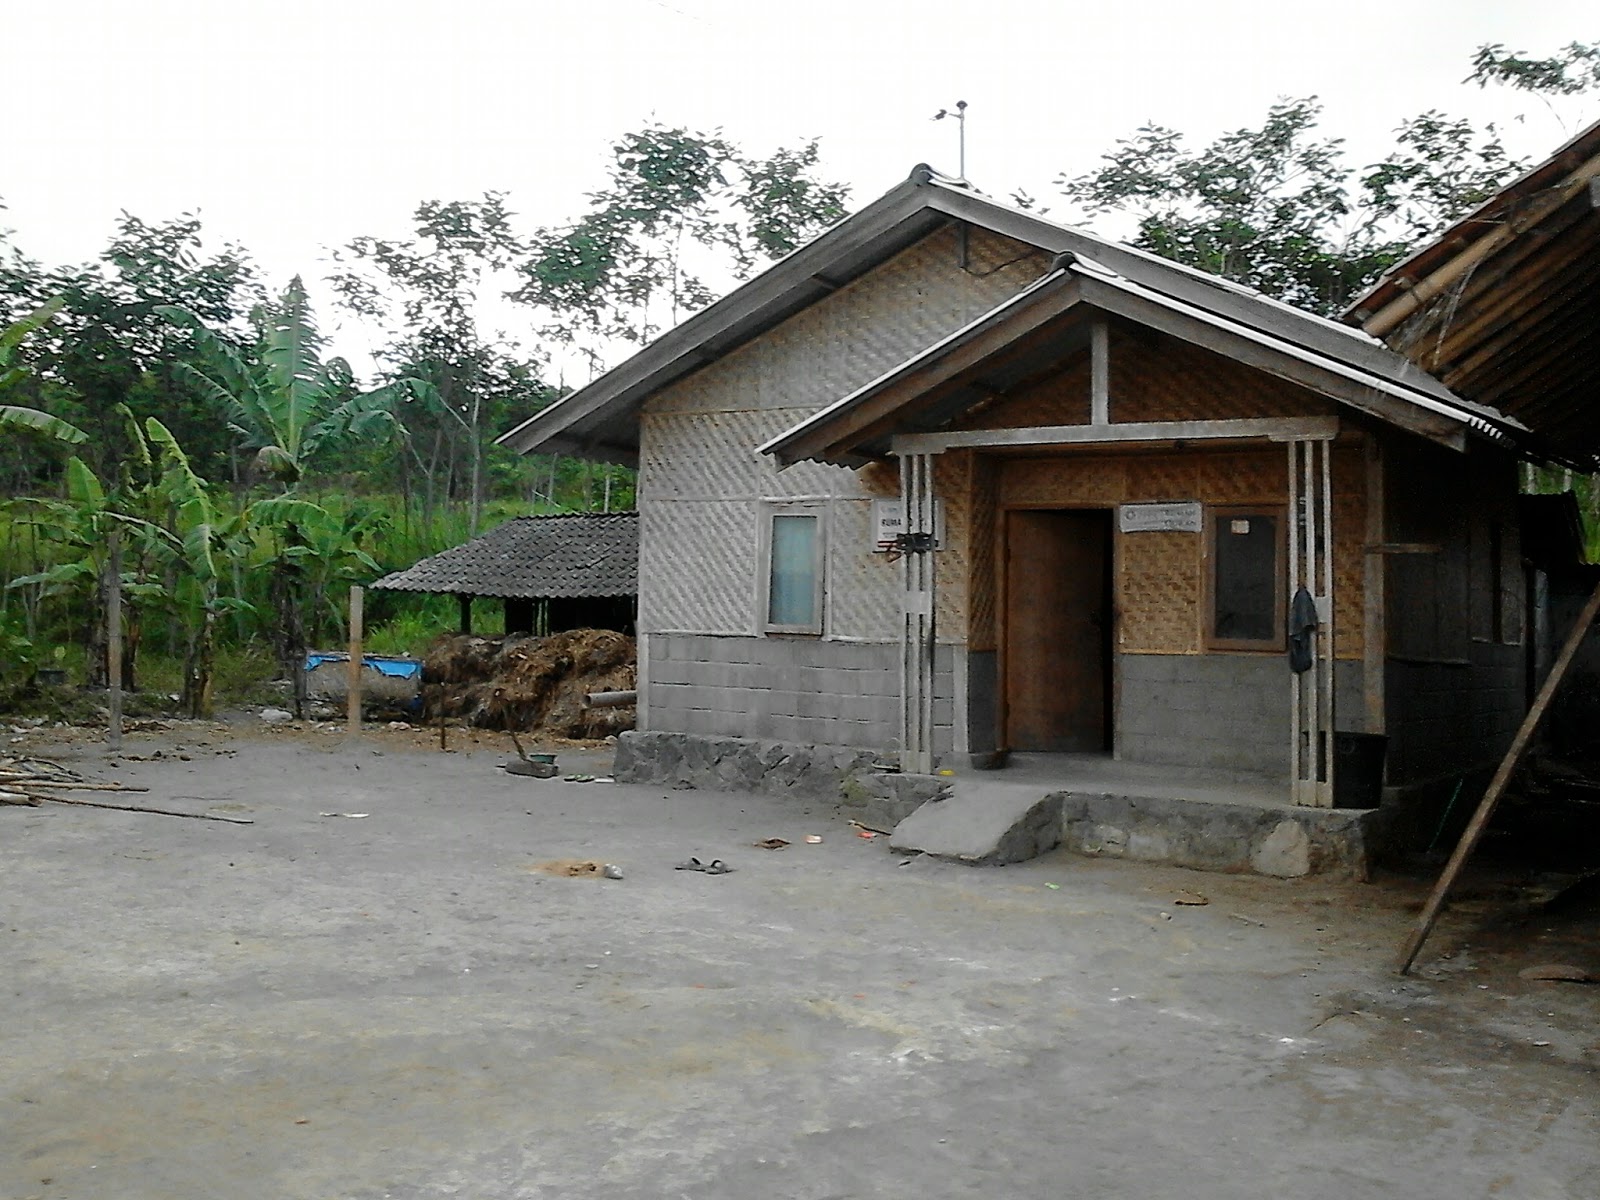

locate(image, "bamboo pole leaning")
[[1397, 578, 1600, 974]]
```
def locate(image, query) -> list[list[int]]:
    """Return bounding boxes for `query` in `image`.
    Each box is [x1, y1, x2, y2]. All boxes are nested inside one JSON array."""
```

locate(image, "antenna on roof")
[[932, 100, 968, 180]]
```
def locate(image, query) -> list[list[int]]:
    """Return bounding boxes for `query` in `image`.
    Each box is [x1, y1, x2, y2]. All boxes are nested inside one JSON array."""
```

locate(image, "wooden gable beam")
[[892, 416, 1340, 455], [1076, 276, 1469, 450]]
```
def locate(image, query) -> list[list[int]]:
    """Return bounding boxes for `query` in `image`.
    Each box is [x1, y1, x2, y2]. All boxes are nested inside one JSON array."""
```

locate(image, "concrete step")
[[889, 782, 1063, 866]]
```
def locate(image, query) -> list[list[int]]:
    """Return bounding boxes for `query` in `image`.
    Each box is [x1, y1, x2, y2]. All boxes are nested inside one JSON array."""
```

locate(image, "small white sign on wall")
[[872, 499, 945, 552], [1118, 501, 1203, 534]]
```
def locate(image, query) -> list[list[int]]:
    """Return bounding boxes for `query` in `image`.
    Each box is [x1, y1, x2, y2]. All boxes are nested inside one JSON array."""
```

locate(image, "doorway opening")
[[1002, 508, 1114, 753]]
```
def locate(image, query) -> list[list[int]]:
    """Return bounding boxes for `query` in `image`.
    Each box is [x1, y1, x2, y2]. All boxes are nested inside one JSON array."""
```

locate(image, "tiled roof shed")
[[372, 512, 638, 600]]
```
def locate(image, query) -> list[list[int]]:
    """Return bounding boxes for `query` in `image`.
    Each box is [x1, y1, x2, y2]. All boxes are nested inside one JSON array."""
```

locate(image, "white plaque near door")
[[872, 499, 945, 552], [1118, 502, 1202, 533]]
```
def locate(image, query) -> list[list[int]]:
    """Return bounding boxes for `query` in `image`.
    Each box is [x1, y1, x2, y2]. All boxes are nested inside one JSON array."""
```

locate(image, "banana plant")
[[144, 418, 257, 716], [0, 298, 88, 446], [159, 277, 420, 487], [6, 447, 172, 690]]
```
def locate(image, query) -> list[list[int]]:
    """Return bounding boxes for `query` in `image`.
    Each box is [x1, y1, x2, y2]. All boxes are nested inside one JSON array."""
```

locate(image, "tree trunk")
[[122, 606, 139, 691], [86, 552, 109, 689], [184, 606, 217, 718], [270, 525, 309, 717], [469, 392, 483, 536]]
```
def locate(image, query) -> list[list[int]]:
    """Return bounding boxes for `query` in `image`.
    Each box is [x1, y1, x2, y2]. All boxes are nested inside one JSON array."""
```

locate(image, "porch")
[[903, 752, 1381, 879]]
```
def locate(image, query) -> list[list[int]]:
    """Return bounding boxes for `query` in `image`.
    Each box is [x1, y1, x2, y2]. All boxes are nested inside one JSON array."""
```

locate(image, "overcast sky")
[[4, 0, 1595, 367]]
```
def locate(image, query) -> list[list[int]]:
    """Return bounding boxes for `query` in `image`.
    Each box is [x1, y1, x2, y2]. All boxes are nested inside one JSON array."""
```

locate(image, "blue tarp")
[[303, 654, 422, 679]]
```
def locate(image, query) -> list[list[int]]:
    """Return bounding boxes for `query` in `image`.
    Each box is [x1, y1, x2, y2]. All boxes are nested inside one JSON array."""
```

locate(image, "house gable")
[[759, 257, 1515, 469], [499, 164, 1496, 466], [633, 224, 1047, 640]]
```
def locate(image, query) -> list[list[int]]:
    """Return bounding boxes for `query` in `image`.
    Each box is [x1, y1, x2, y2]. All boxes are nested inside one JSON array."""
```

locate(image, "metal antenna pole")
[[932, 100, 970, 180], [956, 100, 967, 179]]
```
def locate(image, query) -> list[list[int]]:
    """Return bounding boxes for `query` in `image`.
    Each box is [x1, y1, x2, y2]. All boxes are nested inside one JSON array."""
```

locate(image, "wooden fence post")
[[107, 525, 123, 752], [346, 586, 363, 736]]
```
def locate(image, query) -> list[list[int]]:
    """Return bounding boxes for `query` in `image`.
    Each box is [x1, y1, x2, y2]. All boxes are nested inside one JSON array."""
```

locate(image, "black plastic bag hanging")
[[1288, 587, 1317, 673]]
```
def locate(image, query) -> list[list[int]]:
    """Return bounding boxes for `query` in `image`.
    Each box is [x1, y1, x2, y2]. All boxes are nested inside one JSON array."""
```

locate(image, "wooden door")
[[1003, 509, 1112, 752]]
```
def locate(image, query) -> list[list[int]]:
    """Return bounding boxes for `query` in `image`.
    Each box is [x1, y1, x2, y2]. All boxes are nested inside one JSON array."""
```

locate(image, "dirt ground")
[[2, 719, 1597, 1199]]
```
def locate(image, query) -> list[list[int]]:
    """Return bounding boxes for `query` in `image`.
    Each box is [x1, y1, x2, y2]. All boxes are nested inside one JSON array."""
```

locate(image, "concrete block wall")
[[645, 633, 956, 754], [1117, 653, 1365, 777]]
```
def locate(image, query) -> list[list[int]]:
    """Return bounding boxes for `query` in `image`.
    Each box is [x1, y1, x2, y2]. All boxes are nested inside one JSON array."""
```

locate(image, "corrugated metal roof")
[[497, 164, 1474, 463], [370, 512, 638, 600], [1344, 119, 1600, 469], [759, 251, 1521, 468]]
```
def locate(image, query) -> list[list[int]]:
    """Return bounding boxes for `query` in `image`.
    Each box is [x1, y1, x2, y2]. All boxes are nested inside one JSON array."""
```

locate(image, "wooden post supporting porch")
[[1289, 436, 1336, 806], [897, 450, 939, 774]]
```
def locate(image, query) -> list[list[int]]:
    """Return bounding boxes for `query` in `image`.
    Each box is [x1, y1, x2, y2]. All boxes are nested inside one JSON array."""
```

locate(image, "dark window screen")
[[1214, 513, 1279, 642]]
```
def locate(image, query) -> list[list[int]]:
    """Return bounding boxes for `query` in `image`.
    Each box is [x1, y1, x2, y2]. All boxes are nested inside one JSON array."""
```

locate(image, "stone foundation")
[[1058, 791, 1375, 879], [612, 731, 1379, 878], [841, 769, 954, 830], [613, 731, 884, 802]]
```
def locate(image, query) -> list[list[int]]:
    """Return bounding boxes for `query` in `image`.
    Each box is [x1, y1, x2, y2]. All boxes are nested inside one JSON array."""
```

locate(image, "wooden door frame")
[[996, 503, 1119, 755]]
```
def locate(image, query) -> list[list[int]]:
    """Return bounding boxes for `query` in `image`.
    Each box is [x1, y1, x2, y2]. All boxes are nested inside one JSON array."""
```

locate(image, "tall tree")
[[1057, 97, 1522, 314], [329, 193, 551, 532], [1054, 40, 1598, 315], [514, 124, 850, 362], [163, 277, 425, 695], [0, 212, 260, 482]]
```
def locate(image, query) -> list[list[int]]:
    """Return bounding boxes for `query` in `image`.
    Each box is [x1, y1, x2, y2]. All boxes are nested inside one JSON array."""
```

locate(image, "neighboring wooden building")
[[1346, 118, 1600, 766], [501, 165, 1537, 806], [371, 512, 638, 636]]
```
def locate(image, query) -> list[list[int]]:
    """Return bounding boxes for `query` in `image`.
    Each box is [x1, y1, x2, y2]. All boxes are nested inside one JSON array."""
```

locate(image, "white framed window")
[[762, 503, 826, 635]]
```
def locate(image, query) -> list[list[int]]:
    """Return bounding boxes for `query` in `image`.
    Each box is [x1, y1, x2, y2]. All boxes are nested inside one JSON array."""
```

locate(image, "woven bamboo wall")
[[825, 500, 901, 641], [646, 228, 1049, 419], [994, 445, 1365, 659], [1111, 330, 1336, 422], [968, 456, 999, 651], [951, 356, 1092, 430], [638, 500, 759, 634], [637, 225, 1049, 639], [933, 451, 972, 634]]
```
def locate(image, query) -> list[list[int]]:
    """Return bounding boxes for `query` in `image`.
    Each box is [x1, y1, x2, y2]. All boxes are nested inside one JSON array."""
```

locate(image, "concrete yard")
[[2, 723, 1597, 1199]]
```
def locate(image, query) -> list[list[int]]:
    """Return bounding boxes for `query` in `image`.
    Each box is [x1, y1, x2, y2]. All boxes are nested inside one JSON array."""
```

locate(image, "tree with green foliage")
[[162, 277, 427, 698], [0, 298, 87, 446], [161, 276, 418, 487], [1056, 97, 1522, 314], [514, 124, 850, 360], [1054, 40, 1597, 315], [0, 212, 260, 487], [142, 417, 260, 715], [1469, 40, 1600, 97], [7, 413, 177, 691], [330, 194, 555, 532]]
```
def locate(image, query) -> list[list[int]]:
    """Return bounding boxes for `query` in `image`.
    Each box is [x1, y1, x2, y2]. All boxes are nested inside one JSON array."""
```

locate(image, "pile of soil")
[[421, 629, 635, 738]]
